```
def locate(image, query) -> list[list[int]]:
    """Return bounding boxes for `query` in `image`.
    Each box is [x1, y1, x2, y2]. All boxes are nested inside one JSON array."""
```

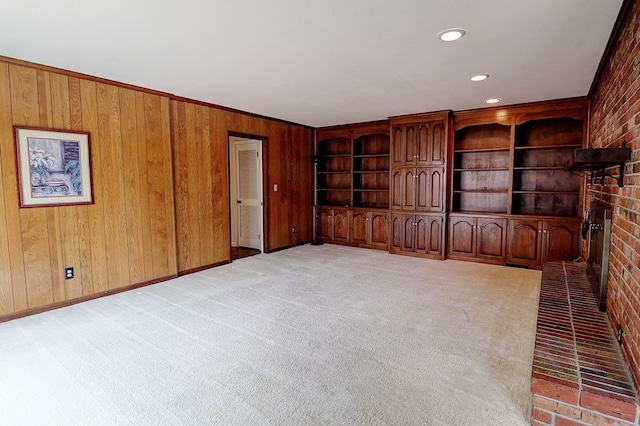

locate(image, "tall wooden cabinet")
[[389, 111, 450, 259], [448, 99, 586, 268], [316, 121, 390, 250]]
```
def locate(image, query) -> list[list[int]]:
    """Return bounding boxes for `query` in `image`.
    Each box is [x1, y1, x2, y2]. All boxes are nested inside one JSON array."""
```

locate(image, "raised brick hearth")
[[531, 262, 639, 426]]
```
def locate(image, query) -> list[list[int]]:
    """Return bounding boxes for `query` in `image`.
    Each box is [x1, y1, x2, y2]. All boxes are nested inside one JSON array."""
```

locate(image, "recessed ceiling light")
[[484, 98, 502, 104], [438, 28, 466, 42], [470, 74, 489, 82]]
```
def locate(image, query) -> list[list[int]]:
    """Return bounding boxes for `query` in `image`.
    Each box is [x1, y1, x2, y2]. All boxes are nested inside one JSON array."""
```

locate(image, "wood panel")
[[11, 64, 54, 309], [0, 58, 177, 318], [0, 63, 17, 314]]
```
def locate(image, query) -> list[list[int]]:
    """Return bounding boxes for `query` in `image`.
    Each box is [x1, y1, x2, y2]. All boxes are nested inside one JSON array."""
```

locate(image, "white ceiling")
[[0, 0, 623, 128]]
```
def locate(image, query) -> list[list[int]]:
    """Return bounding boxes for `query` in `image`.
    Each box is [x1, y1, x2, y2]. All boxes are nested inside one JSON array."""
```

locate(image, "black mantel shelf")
[[565, 143, 632, 187]]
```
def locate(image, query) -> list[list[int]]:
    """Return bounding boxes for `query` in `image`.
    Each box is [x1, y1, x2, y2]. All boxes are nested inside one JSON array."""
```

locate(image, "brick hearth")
[[531, 262, 639, 426]]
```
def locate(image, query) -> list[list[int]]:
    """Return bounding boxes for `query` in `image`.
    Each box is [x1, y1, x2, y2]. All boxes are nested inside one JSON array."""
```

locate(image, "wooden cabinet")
[[350, 209, 389, 250], [448, 214, 507, 263], [391, 167, 445, 212], [391, 120, 447, 167], [390, 213, 445, 259], [317, 207, 388, 250], [449, 98, 587, 268], [389, 111, 450, 261], [507, 218, 579, 267], [315, 121, 391, 251], [317, 207, 349, 243]]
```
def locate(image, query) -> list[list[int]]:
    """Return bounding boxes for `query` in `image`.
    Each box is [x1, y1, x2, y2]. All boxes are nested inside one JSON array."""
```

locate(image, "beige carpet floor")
[[0, 244, 541, 425]]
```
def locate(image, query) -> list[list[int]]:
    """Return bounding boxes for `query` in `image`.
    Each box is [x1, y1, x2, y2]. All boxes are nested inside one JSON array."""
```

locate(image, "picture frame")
[[14, 126, 93, 208]]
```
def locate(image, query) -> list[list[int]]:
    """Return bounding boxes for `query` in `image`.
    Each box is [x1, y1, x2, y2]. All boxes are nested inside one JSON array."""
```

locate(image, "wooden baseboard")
[[0, 274, 178, 323], [177, 260, 230, 276]]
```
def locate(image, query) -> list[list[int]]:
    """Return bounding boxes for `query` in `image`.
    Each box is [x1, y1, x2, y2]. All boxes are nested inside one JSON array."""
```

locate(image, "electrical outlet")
[[291, 226, 296, 234], [65, 267, 74, 280]]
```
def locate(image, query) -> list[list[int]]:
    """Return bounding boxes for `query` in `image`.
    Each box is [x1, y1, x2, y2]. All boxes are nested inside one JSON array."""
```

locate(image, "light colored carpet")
[[0, 244, 541, 425]]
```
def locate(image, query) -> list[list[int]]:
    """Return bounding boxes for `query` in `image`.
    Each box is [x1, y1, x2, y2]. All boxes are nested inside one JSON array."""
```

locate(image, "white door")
[[236, 141, 262, 250]]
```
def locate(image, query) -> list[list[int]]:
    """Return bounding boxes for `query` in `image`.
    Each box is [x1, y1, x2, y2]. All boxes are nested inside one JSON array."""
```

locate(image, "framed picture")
[[14, 126, 93, 207]]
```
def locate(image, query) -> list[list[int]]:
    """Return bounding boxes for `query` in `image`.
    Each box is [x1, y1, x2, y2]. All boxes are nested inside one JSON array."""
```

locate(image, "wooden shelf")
[[354, 170, 388, 174], [513, 166, 564, 170], [454, 167, 510, 172], [318, 171, 350, 174], [454, 147, 510, 153], [513, 190, 579, 195], [453, 190, 509, 194], [319, 153, 351, 158], [353, 154, 389, 158], [514, 144, 581, 150]]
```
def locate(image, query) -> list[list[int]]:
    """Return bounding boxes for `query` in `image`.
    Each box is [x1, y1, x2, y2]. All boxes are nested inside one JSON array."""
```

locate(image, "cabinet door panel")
[[402, 216, 416, 251], [391, 126, 404, 166], [351, 211, 368, 245], [477, 218, 506, 260], [404, 125, 416, 164], [417, 121, 446, 166], [318, 209, 332, 240], [416, 214, 443, 256], [508, 219, 541, 265], [390, 214, 404, 250], [543, 221, 579, 262], [448, 216, 476, 257], [333, 210, 349, 242], [415, 168, 429, 210], [429, 168, 445, 212], [370, 212, 389, 248], [401, 168, 416, 210], [390, 168, 403, 210]]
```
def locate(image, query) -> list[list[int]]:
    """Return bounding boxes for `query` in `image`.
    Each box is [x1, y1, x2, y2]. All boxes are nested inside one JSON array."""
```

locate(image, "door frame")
[[228, 132, 269, 255]]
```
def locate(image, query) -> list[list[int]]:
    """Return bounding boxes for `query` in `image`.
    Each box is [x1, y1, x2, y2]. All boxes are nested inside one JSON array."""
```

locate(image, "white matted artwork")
[[14, 126, 93, 207]]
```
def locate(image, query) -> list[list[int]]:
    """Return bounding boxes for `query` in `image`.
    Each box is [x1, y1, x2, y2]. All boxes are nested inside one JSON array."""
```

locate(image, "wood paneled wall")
[[171, 100, 314, 273], [0, 59, 177, 317], [0, 56, 314, 319]]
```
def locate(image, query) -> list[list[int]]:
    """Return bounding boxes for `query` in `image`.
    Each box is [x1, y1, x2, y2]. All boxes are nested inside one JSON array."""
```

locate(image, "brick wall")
[[588, 0, 640, 396]]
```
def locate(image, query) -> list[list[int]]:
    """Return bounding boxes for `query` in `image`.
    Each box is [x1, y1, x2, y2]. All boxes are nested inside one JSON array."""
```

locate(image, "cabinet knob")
[[538, 230, 542, 233]]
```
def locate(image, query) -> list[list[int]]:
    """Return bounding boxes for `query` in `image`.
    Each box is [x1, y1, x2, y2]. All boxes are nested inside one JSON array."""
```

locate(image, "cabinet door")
[[390, 168, 403, 210], [369, 211, 389, 249], [476, 217, 507, 261], [416, 120, 446, 166], [350, 210, 369, 246], [333, 209, 349, 242], [415, 167, 445, 212], [448, 216, 476, 258], [400, 167, 416, 210], [507, 219, 542, 266], [390, 213, 414, 253], [391, 124, 416, 166], [543, 220, 579, 262], [416, 214, 444, 257], [317, 209, 333, 240], [390, 214, 404, 252]]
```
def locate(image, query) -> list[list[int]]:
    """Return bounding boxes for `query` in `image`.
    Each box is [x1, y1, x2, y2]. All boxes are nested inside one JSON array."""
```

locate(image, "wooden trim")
[[0, 274, 178, 323], [588, 0, 636, 97], [177, 260, 230, 277], [389, 110, 451, 124], [264, 240, 312, 253]]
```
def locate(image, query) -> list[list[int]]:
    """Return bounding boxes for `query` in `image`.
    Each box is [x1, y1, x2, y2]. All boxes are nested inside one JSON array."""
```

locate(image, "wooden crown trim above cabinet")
[[389, 109, 451, 124]]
